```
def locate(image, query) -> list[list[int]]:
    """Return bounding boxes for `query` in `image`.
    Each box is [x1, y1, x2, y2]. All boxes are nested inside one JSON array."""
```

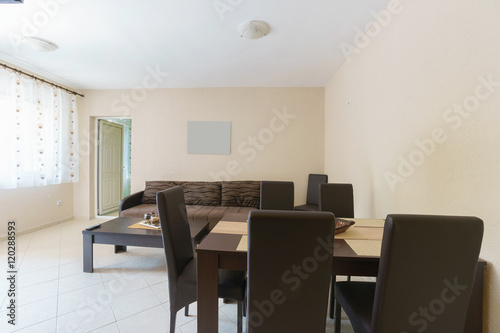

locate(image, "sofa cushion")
[[221, 181, 260, 208], [120, 204, 157, 218], [182, 181, 221, 206], [141, 181, 181, 204]]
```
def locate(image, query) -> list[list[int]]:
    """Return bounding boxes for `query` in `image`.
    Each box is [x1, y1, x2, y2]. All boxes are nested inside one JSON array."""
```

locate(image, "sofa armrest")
[[119, 191, 145, 216]]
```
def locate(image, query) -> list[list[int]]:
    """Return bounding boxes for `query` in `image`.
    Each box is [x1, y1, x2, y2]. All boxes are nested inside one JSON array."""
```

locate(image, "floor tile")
[[116, 304, 171, 333], [89, 322, 120, 333], [97, 260, 140, 282], [59, 247, 84, 265], [58, 271, 103, 294], [10, 318, 56, 333], [18, 266, 59, 288], [59, 260, 85, 279], [103, 273, 149, 299], [125, 246, 164, 261], [325, 318, 355, 333], [150, 280, 169, 303], [169, 303, 197, 327], [131, 254, 165, 270], [0, 296, 58, 332], [179, 309, 236, 333], [219, 302, 241, 326], [18, 279, 59, 306], [108, 286, 160, 320], [94, 252, 131, 268], [56, 300, 115, 333], [58, 284, 108, 316], [18, 253, 60, 274], [139, 266, 168, 286]]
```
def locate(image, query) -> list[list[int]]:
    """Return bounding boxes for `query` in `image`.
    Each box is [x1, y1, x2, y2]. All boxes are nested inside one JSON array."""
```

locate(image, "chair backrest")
[[371, 214, 484, 333], [247, 210, 335, 333], [319, 183, 354, 218], [157, 186, 194, 285], [306, 174, 328, 205], [260, 181, 294, 210]]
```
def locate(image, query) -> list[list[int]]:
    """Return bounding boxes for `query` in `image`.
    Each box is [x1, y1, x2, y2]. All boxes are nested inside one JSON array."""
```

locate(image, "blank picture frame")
[[187, 121, 231, 155]]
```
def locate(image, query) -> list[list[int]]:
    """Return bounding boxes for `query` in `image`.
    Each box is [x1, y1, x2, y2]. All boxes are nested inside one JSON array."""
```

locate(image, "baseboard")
[[74, 216, 91, 220], [0, 216, 74, 241]]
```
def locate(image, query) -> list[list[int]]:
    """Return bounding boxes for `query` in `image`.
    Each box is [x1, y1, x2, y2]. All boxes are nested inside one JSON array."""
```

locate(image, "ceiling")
[[0, 0, 391, 90]]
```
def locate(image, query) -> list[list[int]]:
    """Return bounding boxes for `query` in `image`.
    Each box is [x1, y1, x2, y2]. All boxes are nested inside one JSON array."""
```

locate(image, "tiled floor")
[[0, 219, 355, 333], [100, 210, 119, 217]]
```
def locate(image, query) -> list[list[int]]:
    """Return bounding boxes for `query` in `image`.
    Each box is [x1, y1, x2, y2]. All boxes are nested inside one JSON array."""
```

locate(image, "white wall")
[[0, 184, 73, 238], [74, 87, 325, 218], [324, 0, 500, 330]]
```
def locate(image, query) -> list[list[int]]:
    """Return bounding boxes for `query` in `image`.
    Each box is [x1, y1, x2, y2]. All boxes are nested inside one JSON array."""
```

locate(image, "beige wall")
[[0, 184, 73, 237], [324, 0, 500, 330], [74, 87, 325, 218]]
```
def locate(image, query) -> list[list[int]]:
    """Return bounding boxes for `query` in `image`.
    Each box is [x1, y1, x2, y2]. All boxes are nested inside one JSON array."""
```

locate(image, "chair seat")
[[294, 203, 320, 211], [219, 269, 246, 301], [335, 282, 376, 333], [178, 257, 246, 302]]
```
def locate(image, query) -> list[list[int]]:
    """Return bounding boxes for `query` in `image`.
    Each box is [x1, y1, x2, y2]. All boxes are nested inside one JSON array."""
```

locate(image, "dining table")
[[196, 212, 486, 333]]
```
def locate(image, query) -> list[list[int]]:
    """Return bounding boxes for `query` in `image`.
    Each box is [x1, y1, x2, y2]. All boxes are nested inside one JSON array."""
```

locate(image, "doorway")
[[97, 118, 132, 216]]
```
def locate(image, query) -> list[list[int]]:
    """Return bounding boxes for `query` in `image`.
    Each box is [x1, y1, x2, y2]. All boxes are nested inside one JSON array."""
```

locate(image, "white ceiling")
[[0, 0, 391, 90]]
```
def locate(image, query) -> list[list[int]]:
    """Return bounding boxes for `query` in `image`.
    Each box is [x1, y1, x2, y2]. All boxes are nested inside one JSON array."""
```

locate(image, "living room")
[[1, 0, 499, 332]]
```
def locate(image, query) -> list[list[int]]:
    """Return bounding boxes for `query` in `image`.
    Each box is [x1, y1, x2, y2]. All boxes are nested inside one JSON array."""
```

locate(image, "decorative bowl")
[[335, 218, 355, 235]]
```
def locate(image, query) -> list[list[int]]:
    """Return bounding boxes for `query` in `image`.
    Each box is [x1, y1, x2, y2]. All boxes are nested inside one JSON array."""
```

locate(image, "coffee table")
[[82, 217, 209, 273]]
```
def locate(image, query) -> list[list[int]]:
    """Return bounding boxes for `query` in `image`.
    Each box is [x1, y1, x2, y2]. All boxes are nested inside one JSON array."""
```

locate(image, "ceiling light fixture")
[[238, 20, 270, 40], [20, 36, 58, 52]]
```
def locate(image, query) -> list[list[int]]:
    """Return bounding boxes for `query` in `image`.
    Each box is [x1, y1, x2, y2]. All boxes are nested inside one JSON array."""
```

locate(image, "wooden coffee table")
[[82, 217, 209, 273]]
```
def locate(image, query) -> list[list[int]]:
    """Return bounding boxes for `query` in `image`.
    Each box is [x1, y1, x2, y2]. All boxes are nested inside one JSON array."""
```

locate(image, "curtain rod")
[[1, 62, 85, 98]]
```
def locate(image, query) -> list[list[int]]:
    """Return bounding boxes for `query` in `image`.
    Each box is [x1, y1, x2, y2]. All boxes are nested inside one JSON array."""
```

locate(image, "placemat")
[[236, 235, 248, 252], [345, 239, 382, 256], [128, 221, 161, 230], [335, 226, 384, 240], [342, 218, 385, 228], [212, 221, 248, 235]]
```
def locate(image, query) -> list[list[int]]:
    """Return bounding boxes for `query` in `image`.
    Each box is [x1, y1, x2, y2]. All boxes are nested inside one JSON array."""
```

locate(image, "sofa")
[[119, 180, 260, 229]]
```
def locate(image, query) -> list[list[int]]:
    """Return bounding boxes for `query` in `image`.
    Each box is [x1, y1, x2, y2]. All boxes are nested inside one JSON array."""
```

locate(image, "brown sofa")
[[119, 180, 260, 229]]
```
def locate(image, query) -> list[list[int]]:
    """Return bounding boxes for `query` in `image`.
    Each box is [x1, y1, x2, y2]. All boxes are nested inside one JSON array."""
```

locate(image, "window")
[[0, 67, 78, 189]]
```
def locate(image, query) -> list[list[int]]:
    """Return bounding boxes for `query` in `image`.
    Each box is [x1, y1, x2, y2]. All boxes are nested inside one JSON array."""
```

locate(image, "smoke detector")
[[238, 20, 270, 40]]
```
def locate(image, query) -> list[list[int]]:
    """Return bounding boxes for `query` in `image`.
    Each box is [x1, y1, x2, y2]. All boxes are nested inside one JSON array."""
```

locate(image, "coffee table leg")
[[197, 251, 219, 333], [83, 234, 94, 273], [114, 245, 127, 253]]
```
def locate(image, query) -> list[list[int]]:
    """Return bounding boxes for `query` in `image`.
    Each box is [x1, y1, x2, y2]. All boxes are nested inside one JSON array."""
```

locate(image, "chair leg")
[[237, 301, 243, 333], [330, 275, 337, 319], [185, 304, 189, 316], [334, 299, 342, 333], [170, 311, 177, 333]]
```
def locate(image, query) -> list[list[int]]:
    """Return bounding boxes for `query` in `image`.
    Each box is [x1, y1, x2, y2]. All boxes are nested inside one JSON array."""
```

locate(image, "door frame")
[[94, 117, 132, 218]]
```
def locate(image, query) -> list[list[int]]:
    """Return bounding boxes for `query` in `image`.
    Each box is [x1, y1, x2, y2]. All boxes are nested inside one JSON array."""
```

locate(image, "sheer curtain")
[[0, 66, 79, 189]]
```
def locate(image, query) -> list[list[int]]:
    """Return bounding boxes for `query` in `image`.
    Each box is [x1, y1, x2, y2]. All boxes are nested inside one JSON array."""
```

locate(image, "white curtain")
[[0, 66, 79, 189]]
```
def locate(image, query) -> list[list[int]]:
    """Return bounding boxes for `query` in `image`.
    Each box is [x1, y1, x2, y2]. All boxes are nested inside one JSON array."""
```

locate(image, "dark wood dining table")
[[196, 213, 486, 333]]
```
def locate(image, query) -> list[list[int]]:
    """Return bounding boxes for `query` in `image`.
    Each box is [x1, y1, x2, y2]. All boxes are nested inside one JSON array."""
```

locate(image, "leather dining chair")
[[294, 174, 328, 211], [319, 183, 354, 319], [319, 183, 354, 219], [247, 210, 335, 333], [260, 181, 294, 210], [156, 186, 246, 333], [334, 214, 484, 333]]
